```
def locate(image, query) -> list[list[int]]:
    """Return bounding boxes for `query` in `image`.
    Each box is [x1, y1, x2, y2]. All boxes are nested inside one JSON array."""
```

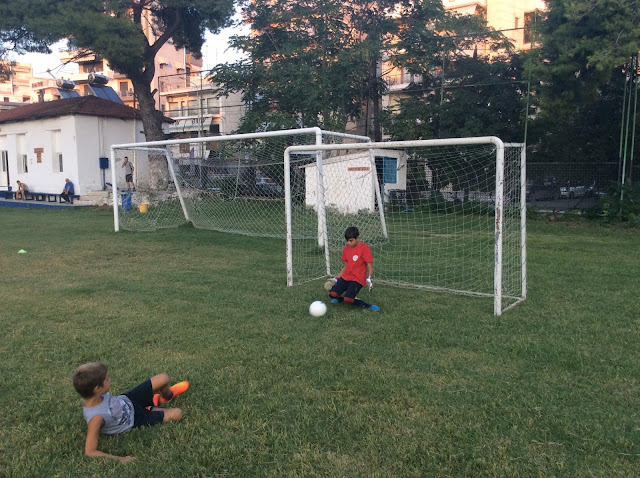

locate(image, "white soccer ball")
[[309, 300, 327, 317]]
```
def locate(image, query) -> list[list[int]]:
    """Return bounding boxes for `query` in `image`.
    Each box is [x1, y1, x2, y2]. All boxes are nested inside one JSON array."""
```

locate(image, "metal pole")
[[618, 68, 629, 185], [628, 56, 638, 184], [520, 144, 527, 300], [621, 57, 635, 204], [284, 149, 294, 286], [494, 140, 505, 316], [165, 146, 190, 222], [111, 147, 119, 232], [369, 149, 388, 239]]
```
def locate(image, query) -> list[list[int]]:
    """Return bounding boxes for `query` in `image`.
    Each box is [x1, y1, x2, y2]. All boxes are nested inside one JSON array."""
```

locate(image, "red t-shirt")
[[340, 241, 373, 287]]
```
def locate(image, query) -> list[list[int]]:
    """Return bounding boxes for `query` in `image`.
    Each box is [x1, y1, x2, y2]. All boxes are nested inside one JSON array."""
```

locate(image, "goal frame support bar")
[[284, 136, 522, 316]]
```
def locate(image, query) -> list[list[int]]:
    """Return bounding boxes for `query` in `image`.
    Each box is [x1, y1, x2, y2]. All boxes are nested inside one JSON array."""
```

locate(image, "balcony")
[[118, 89, 135, 99], [166, 106, 221, 119]]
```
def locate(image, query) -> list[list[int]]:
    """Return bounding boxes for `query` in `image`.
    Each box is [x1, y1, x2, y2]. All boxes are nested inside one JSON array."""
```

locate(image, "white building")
[[303, 149, 407, 214], [0, 96, 150, 198]]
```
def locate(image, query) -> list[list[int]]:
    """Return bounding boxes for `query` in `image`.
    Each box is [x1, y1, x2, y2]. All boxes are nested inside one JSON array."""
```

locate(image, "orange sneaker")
[[155, 381, 190, 405]]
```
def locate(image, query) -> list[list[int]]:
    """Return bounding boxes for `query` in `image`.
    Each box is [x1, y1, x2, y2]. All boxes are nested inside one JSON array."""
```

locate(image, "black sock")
[[352, 298, 371, 308]]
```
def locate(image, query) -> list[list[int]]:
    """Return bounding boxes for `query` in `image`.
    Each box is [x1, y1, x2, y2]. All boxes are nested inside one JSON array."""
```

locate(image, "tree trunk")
[[131, 77, 170, 190]]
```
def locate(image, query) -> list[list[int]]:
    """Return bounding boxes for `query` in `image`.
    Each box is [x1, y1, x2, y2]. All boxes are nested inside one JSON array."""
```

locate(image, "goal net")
[[284, 137, 526, 316], [110, 128, 370, 235]]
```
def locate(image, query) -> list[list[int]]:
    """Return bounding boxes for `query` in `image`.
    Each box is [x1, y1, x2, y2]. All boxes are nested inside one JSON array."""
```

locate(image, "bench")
[[24, 191, 48, 201], [23, 191, 80, 203]]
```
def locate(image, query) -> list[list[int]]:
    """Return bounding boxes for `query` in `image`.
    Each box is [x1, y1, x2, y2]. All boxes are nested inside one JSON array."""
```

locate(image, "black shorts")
[[330, 277, 362, 299], [126, 174, 133, 183], [124, 379, 164, 428]]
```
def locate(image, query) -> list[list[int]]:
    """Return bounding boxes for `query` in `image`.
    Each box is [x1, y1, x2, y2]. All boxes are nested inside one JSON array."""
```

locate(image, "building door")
[[374, 156, 398, 210], [0, 150, 8, 189]]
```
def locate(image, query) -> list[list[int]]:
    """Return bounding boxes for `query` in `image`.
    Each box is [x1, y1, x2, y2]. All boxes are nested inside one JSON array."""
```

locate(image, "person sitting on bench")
[[61, 178, 75, 203], [16, 180, 28, 200]]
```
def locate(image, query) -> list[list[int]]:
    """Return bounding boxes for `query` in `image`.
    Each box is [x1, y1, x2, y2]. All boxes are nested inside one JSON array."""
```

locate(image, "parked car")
[[254, 177, 284, 197], [559, 181, 595, 199], [526, 177, 560, 201]]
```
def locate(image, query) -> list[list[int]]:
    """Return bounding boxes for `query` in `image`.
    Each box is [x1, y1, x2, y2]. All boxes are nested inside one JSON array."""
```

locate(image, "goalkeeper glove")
[[366, 276, 373, 292]]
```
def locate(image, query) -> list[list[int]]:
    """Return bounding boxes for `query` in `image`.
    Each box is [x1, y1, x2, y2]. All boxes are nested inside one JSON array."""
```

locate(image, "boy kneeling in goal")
[[328, 226, 380, 312]]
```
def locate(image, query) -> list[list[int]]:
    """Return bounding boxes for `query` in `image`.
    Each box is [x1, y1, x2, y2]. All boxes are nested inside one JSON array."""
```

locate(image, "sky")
[[10, 22, 248, 79]]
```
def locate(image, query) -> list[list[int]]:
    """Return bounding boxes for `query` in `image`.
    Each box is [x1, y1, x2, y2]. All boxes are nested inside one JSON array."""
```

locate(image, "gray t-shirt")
[[83, 393, 135, 434], [124, 162, 133, 175]]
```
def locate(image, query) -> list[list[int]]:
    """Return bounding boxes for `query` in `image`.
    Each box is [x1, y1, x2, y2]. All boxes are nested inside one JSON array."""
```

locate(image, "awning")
[[167, 117, 213, 133]]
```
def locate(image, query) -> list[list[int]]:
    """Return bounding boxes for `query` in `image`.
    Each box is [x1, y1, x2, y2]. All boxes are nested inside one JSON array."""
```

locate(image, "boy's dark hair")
[[344, 226, 359, 240], [73, 362, 108, 398]]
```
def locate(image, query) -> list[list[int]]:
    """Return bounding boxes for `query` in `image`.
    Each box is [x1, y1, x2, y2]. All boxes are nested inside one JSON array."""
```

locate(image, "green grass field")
[[0, 207, 638, 477]]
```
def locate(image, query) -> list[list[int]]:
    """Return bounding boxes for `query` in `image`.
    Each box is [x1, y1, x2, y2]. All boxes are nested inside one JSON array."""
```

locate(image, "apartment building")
[[158, 72, 244, 140], [0, 62, 43, 110], [56, 43, 202, 110], [379, 0, 546, 130]]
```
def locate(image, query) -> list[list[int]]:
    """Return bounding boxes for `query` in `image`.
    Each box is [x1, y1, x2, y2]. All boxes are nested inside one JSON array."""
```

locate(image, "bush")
[[586, 181, 640, 225]]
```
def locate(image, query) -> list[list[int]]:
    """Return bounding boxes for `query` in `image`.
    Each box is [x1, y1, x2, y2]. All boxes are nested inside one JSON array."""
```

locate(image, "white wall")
[[0, 114, 145, 195], [304, 149, 407, 214], [74, 115, 144, 192]]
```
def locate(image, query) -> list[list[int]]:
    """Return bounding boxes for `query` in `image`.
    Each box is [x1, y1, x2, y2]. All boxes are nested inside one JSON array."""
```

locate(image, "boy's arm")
[[336, 263, 347, 278], [85, 416, 135, 463], [366, 262, 373, 291]]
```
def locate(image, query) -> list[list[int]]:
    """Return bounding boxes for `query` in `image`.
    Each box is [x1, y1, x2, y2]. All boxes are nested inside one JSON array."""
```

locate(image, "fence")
[[526, 162, 638, 211]]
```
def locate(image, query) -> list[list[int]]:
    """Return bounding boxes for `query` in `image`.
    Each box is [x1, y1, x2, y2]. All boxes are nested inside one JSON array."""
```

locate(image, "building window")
[[18, 154, 28, 173], [51, 130, 62, 173], [82, 62, 103, 73], [1, 150, 8, 173], [17, 134, 27, 173], [524, 11, 538, 44]]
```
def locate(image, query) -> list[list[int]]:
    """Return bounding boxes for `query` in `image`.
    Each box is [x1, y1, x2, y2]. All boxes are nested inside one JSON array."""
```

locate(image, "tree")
[[214, 0, 371, 133], [213, 0, 449, 137], [529, 0, 640, 164], [379, 11, 521, 200], [1, 0, 235, 140], [0, 1, 56, 80]]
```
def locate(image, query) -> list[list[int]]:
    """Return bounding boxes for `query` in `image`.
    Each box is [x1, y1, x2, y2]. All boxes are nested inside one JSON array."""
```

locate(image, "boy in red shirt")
[[329, 226, 380, 312]]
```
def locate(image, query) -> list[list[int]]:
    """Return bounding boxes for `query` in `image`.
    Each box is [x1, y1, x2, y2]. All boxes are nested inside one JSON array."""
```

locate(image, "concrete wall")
[[304, 149, 407, 215], [0, 114, 145, 195]]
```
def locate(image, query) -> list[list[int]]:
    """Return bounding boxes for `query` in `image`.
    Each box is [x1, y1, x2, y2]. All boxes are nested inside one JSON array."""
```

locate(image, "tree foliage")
[[0, 1, 57, 80], [381, 8, 522, 142], [1, 0, 234, 140], [213, 0, 450, 135], [529, 0, 640, 163]]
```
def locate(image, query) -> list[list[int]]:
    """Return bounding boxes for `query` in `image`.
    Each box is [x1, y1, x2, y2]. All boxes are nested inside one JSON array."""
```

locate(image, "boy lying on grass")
[[72, 362, 189, 463]]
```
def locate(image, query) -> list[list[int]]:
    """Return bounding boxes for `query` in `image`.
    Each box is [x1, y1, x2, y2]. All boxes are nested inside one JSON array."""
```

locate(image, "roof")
[[0, 96, 170, 124]]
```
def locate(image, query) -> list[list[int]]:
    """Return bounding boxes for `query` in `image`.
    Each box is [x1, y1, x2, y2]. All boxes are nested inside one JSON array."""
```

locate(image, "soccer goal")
[[284, 137, 526, 316], [109, 128, 371, 235]]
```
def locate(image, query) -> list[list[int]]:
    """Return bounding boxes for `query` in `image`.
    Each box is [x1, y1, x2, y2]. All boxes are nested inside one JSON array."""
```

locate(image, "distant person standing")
[[122, 156, 135, 191], [61, 178, 75, 203]]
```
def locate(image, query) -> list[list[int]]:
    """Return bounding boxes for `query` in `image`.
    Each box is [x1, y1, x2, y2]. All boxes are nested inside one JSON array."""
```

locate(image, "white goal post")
[[109, 130, 525, 316], [284, 137, 527, 316], [110, 127, 371, 235]]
